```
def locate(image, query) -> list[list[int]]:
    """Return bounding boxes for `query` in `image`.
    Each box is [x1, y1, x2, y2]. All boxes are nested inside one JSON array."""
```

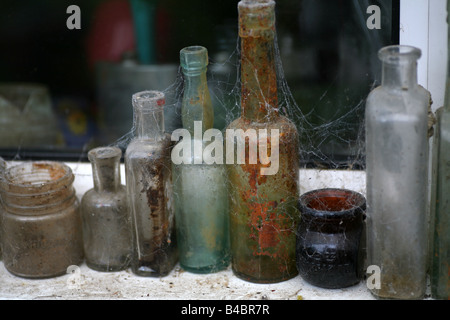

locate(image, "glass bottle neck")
[[183, 69, 208, 95], [134, 107, 165, 140], [379, 46, 420, 91], [180, 45, 213, 135], [239, 0, 278, 122], [92, 159, 121, 192], [89, 147, 122, 193], [381, 61, 418, 90], [132, 91, 165, 140], [182, 69, 213, 134]]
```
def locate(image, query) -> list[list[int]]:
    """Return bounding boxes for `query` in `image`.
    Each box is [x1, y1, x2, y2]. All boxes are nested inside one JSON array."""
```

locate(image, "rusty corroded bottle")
[[225, 0, 300, 283], [172, 46, 230, 273], [125, 90, 177, 277]]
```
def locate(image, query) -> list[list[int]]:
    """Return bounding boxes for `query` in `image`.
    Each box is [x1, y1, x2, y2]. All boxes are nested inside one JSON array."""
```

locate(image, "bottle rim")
[[88, 146, 122, 162], [239, 0, 275, 10], [180, 45, 209, 72], [238, 0, 275, 36], [0, 161, 74, 195], [132, 90, 165, 110], [298, 188, 366, 219], [378, 45, 421, 63], [0, 161, 77, 215]]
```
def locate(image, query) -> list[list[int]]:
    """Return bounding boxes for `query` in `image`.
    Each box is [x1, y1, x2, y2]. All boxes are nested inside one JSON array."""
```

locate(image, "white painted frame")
[[400, 0, 448, 111]]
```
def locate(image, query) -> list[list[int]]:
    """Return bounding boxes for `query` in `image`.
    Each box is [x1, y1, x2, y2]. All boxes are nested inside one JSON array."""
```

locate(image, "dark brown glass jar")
[[0, 161, 83, 278], [296, 188, 366, 289]]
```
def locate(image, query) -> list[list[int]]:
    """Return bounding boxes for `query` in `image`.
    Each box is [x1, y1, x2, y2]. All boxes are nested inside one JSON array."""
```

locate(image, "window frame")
[[400, 0, 448, 111]]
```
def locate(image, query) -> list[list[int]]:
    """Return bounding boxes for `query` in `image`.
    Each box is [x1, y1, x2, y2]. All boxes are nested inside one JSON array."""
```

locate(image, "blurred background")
[[0, 0, 398, 167]]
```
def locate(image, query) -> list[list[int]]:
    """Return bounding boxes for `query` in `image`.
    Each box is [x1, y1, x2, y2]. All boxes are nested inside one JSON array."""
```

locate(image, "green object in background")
[[429, 0, 450, 300], [130, 0, 157, 64]]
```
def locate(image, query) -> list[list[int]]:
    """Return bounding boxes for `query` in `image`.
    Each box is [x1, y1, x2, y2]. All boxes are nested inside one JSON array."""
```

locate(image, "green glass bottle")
[[429, 0, 450, 300], [172, 45, 230, 273], [225, 0, 300, 283]]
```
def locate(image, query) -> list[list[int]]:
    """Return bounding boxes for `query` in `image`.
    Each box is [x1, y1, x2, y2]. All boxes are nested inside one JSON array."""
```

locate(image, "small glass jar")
[[296, 188, 366, 289], [0, 161, 83, 278]]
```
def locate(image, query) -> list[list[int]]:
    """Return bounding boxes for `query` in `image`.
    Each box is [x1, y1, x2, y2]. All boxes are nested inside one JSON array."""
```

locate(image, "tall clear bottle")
[[365, 45, 431, 299], [429, 1, 450, 300], [125, 90, 177, 277], [172, 46, 230, 273], [81, 146, 132, 272], [225, 0, 300, 283]]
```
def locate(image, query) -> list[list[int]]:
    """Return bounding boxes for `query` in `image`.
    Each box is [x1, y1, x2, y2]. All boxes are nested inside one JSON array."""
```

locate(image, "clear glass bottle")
[[365, 45, 431, 299], [172, 45, 230, 273], [429, 1, 450, 299], [225, 0, 300, 283], [125, 90, 177, 277], [0, 161, 83, 278], [81, 146, 132, 272]]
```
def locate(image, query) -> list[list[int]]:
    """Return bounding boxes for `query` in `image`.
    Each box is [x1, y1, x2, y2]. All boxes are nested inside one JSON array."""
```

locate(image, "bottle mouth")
[[132, 90, 165, 110], [0, 161, 76, 214], [88, 146, 122, 161], [180, 46, 208, 72], [238, 0, 275, 36], [239, 0, 275, 8], [1, 161, 73, 192], [299, 188, 366, 219], [378, 45, 421, 64]]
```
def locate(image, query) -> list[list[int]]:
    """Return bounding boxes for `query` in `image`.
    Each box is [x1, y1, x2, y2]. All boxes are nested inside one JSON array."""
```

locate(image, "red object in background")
[[86, 0, 136, 68], [155, 5, 172, 63]]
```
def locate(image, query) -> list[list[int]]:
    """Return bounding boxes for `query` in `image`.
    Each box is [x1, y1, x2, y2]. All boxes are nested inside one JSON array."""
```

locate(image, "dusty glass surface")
[[365, 45, 430, 299], [429, 1, 450, 299], [0, 161, 83, 279], [296, 188, 366, 289], [125, 90, 177, 277], [81, 146, 132, 272], [225, 0, 300, 284], [172, 46, 230, 274]]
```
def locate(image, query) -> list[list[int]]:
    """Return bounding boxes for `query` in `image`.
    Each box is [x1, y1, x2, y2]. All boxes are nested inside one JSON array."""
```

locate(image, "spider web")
[[95, 0, 395, 278]]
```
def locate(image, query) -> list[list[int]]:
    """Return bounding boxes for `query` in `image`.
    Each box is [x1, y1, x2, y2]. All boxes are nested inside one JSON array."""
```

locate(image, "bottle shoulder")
[[367, 85, 430, 104], [366, 85, 431, 118], [125, 135, 172, 158], [81, 186, 128, 205]]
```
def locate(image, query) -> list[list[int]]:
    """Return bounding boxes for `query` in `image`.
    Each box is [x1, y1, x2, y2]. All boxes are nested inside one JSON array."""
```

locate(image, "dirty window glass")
[[0, 0, 398, 167]]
